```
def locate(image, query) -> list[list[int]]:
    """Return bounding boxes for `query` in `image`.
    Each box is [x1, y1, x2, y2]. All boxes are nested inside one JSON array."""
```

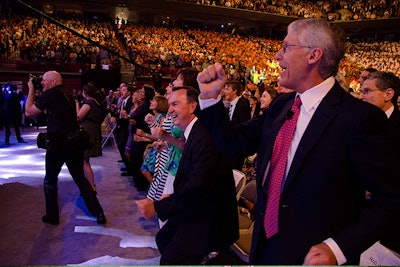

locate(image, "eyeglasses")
[[359, 88, 385, 95], [282, 42, 314, 53]]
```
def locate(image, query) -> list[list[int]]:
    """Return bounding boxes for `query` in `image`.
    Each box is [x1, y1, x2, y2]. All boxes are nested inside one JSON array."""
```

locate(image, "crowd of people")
[[0, 11, 121, 68], [1, 4, 400, 90], [122, 23, 400, 92], [182, 0, 400, 21], [1, 2, 400, 265]]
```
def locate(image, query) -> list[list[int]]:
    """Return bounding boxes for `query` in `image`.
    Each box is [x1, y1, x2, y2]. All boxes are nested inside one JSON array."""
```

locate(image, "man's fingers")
[[198, 64, 217, 83]]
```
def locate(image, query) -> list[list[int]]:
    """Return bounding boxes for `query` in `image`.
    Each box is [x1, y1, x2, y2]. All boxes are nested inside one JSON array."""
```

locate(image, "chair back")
[[233, 169, 246, 201]]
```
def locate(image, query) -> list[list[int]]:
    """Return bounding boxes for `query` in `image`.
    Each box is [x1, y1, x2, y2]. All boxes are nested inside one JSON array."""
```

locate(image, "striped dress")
[[146, 115, 183, 201]]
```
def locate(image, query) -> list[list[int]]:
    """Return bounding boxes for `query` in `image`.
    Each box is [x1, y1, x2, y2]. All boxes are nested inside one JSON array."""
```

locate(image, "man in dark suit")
[[222, 80, 251, 169], [223, 80, 251, 125], [359, 71, 400, 148], [359, 70, 400, 254], [196, 18, 400, 265], [3, 84, 26, 145], [116, 83, 133, 175], [136, 86, 238, 265]]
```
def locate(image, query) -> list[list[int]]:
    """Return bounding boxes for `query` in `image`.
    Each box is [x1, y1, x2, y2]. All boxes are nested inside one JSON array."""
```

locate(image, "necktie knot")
[[182, 135, 186, 148], [294, 96, 302, 108], [228, 103, 233, 118]]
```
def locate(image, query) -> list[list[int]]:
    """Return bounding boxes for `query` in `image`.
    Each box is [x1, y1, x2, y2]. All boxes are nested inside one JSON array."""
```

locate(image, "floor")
[[0, 126, 246, 266], [0, 126, 161, 266]]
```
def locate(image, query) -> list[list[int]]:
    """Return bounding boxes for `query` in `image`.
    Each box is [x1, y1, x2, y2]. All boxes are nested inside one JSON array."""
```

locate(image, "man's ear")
[[384, 88, 394, 102], [190, 101, 198, 113], [308, 47, 323, 64]]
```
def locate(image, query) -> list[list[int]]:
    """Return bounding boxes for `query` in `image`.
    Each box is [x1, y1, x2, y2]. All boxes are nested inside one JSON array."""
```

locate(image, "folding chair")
[[101, 113, 117, 148], [233, 169, 246, 201]]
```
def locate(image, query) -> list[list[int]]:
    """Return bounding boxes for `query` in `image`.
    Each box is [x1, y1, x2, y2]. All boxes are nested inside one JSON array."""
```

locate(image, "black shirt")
[[35, 85, 77, 134]]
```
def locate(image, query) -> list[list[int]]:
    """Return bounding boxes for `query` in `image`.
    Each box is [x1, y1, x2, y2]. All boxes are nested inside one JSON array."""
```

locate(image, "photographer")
[[25, 70, 106, 225]]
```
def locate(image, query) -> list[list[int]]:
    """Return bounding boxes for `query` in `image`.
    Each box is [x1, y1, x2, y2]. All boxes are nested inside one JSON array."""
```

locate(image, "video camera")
[[29, 74, 42, 90]]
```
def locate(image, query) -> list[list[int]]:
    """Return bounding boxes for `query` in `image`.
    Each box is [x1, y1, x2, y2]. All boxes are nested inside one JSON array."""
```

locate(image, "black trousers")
[[44, 136, 103, 219], [5, 122, 22, 142], [156, 219, 210, 265], [117, 125, 131, 171], [250, 229, 281, 265], [129, 140, 150, 190]]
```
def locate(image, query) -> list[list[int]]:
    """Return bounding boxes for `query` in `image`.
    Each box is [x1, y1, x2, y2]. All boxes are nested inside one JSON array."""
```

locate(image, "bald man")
[[26, 71, 106, 225]]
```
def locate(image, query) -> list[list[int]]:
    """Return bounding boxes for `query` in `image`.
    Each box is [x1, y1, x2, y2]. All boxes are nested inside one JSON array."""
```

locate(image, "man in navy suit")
[[359, 70, 400, 254], [196, 18, 400, 265], [359, 71, 400, 148], [222, 80, 251, 169], [223, 80, 251, 125], [136, 86, 238, 264], [115, 83, 133, 175]]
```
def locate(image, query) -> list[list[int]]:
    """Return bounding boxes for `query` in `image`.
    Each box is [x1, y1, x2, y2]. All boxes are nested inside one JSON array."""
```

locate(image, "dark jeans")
[[44, 136, 103, 219]]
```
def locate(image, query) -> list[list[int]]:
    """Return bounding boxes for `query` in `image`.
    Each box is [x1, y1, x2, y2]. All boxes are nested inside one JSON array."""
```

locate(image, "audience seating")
[[233, 169, 246, 201], [231, 180, 257, 263], [101, 113, 117, 148]]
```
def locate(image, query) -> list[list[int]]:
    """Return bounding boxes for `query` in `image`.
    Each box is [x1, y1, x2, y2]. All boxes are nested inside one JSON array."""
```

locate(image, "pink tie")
[[182, 135, 186, 149], [264, 96, 302, 238]]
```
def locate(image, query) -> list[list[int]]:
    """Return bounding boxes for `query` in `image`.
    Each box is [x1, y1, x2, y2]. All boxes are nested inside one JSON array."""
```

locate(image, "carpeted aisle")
[[0, 127, 161, 265]]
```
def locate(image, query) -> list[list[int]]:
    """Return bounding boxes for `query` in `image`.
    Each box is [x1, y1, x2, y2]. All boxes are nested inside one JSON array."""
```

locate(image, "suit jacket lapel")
[[389, 106, 400, 123], [173, 120, 198, 186], [284, 85, 341, 189]]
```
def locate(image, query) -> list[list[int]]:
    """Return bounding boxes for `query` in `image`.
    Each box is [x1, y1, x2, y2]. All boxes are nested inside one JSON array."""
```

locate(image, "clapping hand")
[[153, 140, 167, 152], [151, 127, 166, 140], [144, 113, 155, 125]]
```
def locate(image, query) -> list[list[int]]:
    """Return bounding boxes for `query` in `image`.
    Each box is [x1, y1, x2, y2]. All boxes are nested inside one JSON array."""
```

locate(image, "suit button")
[[282, 204, 288, 208]]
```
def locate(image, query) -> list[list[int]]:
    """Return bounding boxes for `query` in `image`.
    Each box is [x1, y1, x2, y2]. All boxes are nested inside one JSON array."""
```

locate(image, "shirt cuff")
[[198, 95, 221, 110], [324, 238, 347, 265], [149, 120, 158, 129]]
